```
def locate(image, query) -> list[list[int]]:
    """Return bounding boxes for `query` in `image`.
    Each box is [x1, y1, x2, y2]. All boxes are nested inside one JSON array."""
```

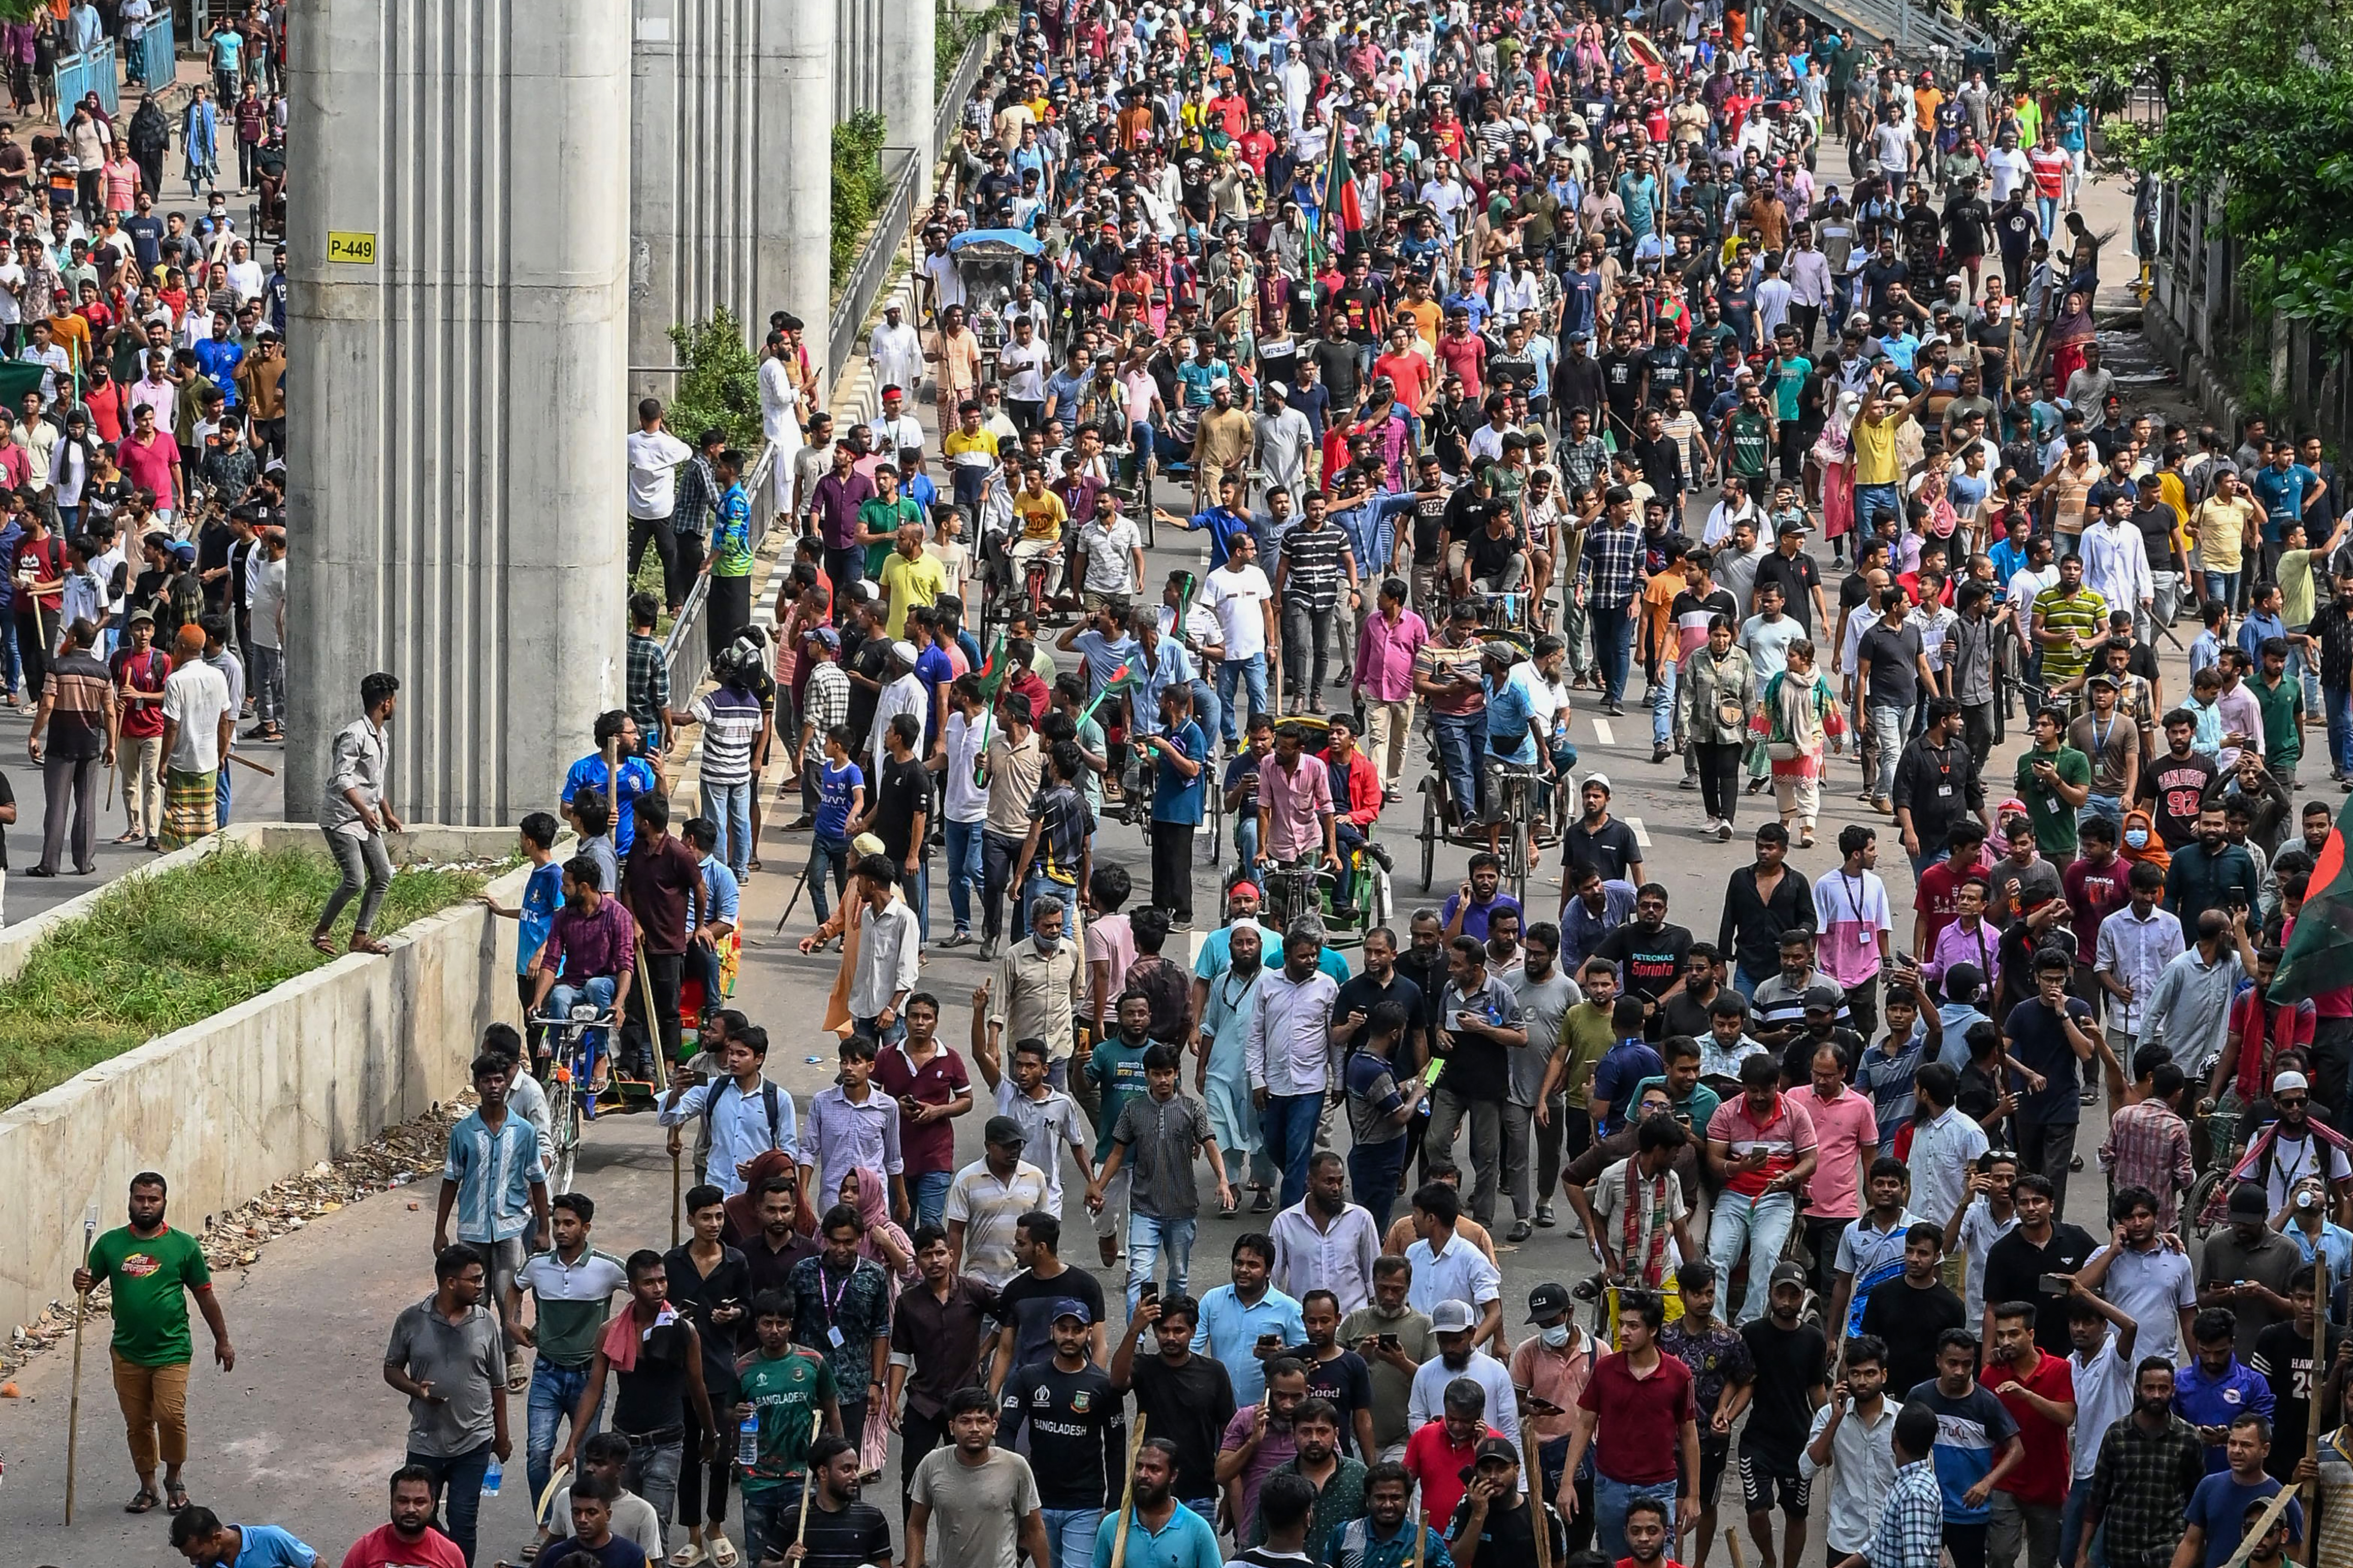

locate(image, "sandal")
[[667, 1546, 706, 1567], [166, 1483, 190, 1512], [709, 1535, 740, 1568], [125, 1487, 162, 1514], [310, 934, 339, 956], [349, 934, 392, 956]]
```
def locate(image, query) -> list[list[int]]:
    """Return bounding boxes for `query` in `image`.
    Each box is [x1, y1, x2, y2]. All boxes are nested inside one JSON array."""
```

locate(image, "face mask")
[[1540, 1323, 1571, 1349], [2125, 828, 2148, 848], [1034, 931, 1060, 955]]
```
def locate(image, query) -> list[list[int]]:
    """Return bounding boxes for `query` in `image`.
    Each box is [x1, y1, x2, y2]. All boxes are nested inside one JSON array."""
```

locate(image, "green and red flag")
[[2273, 789, 2353, 1002], [1075, 658, 1144, 726], [969, 630, 1010, 787], [1320, 135, 1363, 259]]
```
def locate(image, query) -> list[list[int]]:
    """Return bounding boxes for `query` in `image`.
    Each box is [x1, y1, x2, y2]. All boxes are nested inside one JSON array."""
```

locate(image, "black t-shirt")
[[1594, 922, 1695, 1032], [1444, 1497, 1568, 1561], [1600, 351, 1646, 419], [1409, 488, 1452, 565], [1335, 971, 1427, 1074], [1858, 1278, 1967, 1396], [2252, 1316, 2348, 1482], [796, 1499, 894, 1566], [2139, 752, 2218, 850], [995, 1265, 1108, 1374], [845, 636, 890, 747], [1739, 1318, 1830, 1459], [1858, 622, 1926, 708], [1465, 524, 1525, 582], [1296, 1348, 1376, 1457], [1643, 344, 1693, 405], [1562, 816, 1642, 883], [1754, 550, 1822, 633], [874, 755, 930, 863], [1127, 1351, 1237, 1502], [2003, 996, 2093, 1124], [996, 1359, 1123, 1510], [1310, 337, 1361, 406]]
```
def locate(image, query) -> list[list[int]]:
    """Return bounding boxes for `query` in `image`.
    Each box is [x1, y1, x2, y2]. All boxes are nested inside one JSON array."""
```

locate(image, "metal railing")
[[661, 440, 783, 699], [1784, 0, 1991, 67], [827, 145, 918, 381], [54, 42, 120, 122], [932, 27, 994, 170], [129, 16, 177, 92]]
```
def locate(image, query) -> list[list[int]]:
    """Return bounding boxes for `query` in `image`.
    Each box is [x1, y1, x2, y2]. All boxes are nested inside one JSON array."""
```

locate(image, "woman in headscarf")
[[2043, 287, 2096, 399], [1762, 636, 1842, 848], [835, 1165, 917, 1292], [1813, 387, 1860, 558], [721, 1148, 804, 1249]]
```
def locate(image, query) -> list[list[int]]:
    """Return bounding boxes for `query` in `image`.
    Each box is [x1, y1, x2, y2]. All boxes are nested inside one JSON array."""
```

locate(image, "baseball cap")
[[1479, 639, 1519, 664], [2227, 1182, 2269, 1221], [1050, 1298, 1093, 1325], [984, 1115, 1027, 1147], [1776, 516, 1810, 536], [1802, 984, 1843, 1014], [804, 626, 841, 649], [1769, 1261, 1809, 1291], [1526, 1283, 1571, 1323], [1474, 1436, 1521, 1465], [1430, 1299, 1477, 1333]]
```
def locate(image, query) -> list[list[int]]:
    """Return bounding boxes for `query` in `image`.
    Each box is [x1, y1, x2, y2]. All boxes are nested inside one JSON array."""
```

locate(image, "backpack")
[[698, 1080, 786, 1175]]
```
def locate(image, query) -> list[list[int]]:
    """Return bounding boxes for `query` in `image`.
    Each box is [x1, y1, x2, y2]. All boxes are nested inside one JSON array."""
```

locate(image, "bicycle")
[[532, 1001, 618, 1195], [1488, 761, 1546, 907]]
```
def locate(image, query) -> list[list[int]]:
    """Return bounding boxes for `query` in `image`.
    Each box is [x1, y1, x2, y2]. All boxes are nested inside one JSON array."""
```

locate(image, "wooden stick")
[[631, 934, 670, 1095], [226, 750, 273, 775], [1726, 1525, 1749, 1568], [2217, 1482, 2301, 1568], [1404, 1506, 1424, 1568], [667, 1124, 683, 1250], [1105, 1411, 1147, 1568], [2305, 1298, 2327, 1512], [63, 1203, 95, 1523], [795, 1464, 813, 1544], [1523, 1415, 1554, 1568]]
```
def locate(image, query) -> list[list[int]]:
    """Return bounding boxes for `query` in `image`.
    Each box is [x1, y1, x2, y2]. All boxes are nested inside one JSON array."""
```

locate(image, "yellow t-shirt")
[[1852, 414, 1901, 486], [2195, 496, 2255, 573], [880, 551, 947, 638], [943, 427, 999, 469], [1013, 487, 1067, 544]]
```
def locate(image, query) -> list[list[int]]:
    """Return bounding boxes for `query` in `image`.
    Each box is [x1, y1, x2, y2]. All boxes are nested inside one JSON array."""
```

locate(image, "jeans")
[[1041, 1506, 1105, 1568], [1989, 1489, 2062, 1568], [1261, 1091, 1323, 1211], [1593, 602, 1635, 704], [1594, 1471, 1680, 1563], [621, 1430, 685, 1533], [1853, 482, 1901, 533], [2329, 684, 2353, 777], [1866, 702, 1913, 801], [319, 828, 394, 935], [545, 975, 620, 1061], [2079, 793, 2122, 830], [1231, 813, 1261, 886], [2037, 194, 2060, 236], [1348, 1136, 1408, 1230], [741, 1486, 804, 1563], [1188, 677, 1223, 754], [2204, 570, 2240, 613], [404, 1441, 494, 1566], [807, 832, 851, 924], [250, 643, 284, 728], [526, 1361, 602, 1509], [982, 828, 1025, 942], [1124, 1210, 1197, 1319], [1216, 654, 1268, 743], [1432, 709, 1482, 821], [1651, 657, 1677, 745], [1021, 869, 1080, 946], [943, 818, 985, 935], [1708, 1189, 1798, 1323], [1281, 597, 1339, 705], [1425, 1083, 1504, 1226], [2058, 1476, 2107, 1568], [705, 778, 753, 880], [911, 1167, 953, 1229]]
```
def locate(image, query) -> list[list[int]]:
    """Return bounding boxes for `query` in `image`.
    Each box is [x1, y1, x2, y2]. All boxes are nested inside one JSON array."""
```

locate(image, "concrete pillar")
[[880, 0, 937, 204], [759, 0, 833, 389], [629, 0, 759, 404], [836, 0, 883, 124], [285, 0, 631, 827]]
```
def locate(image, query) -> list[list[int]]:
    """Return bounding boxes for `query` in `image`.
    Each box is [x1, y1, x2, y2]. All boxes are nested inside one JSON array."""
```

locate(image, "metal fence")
[[129, 17, 177, 92], [55, 43, 120, 123], [826, 146, 918, 382], [661, 441, 783, 699], [932, 27, 993, 171]]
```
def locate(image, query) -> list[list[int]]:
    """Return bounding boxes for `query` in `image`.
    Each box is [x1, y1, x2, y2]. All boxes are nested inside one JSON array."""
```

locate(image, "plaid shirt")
[[1866, 1458, 1945, 1568], [2086, 1413, 2205, 1567], [1578, 516, 1645, 608], [800, 660, 849, 764], [672, 453, 718, 539], [2098, 1099, 2194, 1231], [626, 631, 669, 734]]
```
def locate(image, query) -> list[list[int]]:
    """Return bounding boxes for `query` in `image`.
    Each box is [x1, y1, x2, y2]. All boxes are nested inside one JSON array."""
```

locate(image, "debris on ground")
[[1, 1092, 477, 1380]]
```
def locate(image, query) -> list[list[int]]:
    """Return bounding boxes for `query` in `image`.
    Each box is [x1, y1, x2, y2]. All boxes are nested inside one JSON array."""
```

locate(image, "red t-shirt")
[[340, 1522, 468, 1568], [1435, 332, 1487, 402], [2061, 854, 2130, 965], [872, 1040, 971, 1178], [1988, 1350, 2075, 1507], [1403, 1419, 1500, 1534], [2027, 146, 2071, 199], [1577, 1350, 1696, 1485], [1372, 351, 1430, 413]]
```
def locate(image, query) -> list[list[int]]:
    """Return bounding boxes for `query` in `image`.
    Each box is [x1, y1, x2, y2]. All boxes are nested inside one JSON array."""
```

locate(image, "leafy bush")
[[831, 111, 889, 289], [937, 2, 1008, 95], [664, 307, 765, 453]]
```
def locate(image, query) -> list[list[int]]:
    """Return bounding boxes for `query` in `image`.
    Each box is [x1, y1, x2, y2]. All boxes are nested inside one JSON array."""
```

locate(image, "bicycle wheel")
[[1420, 791, 1439, 895], [2185, 1166, 2227, 1239], [547, 1074, 579, 1196], [1509, 791, 1531, 907]]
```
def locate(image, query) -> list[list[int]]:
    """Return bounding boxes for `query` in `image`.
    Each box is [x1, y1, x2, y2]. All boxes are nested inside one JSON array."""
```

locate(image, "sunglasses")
[[2277, 1096, 2310, 1109]]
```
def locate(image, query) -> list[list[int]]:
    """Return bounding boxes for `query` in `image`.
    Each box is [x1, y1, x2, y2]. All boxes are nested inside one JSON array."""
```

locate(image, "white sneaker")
[[1700, 816, 1721, 836]]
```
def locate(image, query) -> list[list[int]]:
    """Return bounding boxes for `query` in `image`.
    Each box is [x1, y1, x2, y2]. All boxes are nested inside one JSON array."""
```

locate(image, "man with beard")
[[2137, 709, 2219, 852], [1287, 1287, 1378, 1462], [1449, 1434, 1569, 1564], [993, 1302, 1121, 1565], [341, 1467, 465, 1568], [1408, 1298, 1522, 1449], [1426, 933, 1528, 1229], [1089, 1436, 1223, 1567], [1249, 1397, 1367, 1560], [1559, 776, 1647, 906], [1337, 1256, 1436, 1465], [1508, 922, 1584, 1234], [1859, 1227, 1969, 1400], [1326, 1461, 1453, 1568], [788, 1434, 893, 1565], [1249, 922, 1343, 1211], [1739, 1263, 1830, 1568], [1217, 1356, 1312, 1543], [1580, 1113, 1701, 1294], [1801, 1336, 1899, 1568], [1910, 1330, 2024, 1568], [1108, 1291, 1234, 1523], [1705, 1055, 1821, 1325], [906, 1385, 1051, 1568], [76, 1170, 235, 1517]]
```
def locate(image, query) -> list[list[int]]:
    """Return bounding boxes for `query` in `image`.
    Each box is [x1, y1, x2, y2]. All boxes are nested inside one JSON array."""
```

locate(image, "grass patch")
[[0, 843, 497, 1109]]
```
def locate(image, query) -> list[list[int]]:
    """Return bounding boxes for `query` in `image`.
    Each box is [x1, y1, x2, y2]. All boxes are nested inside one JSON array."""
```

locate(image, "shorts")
[[1739, 1447, 1811, 1516], [1696, 1435, 1732, 1507]]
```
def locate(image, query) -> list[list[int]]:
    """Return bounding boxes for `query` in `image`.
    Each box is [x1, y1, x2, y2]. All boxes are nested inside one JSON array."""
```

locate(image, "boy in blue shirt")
[[809, 724, 864, 925], [478, 809, 566, 1049]]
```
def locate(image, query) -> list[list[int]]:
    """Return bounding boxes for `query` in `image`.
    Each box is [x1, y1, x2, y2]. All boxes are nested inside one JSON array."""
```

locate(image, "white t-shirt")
[[1201, 563, 1274, 660], [2068, 1333, 2135, 1479], [1952, 1197, 2019, 1326], [942, 708, 990, 825], [997, 337, 1051, 402], [245, 551, 286, 650], [162, 657, 231, 772], [625, 428, 691, 520], [1986, 145, 2032, 203], [1743, 612, 1802, 677]]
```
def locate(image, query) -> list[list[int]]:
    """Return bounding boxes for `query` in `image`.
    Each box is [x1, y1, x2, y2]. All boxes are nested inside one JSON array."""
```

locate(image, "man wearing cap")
[[1513, 1282, 1601, 1522], [1407, 1298, 1521, 1451], [994, 1296, 1121, 1567], [1449, 1433, 1568, 1563], [1254, 381, 1313, 512], [2197, 1180, 2304, 1360], [2238, 1069, 2353, 1222], [940, 1114, 1046, 1293]]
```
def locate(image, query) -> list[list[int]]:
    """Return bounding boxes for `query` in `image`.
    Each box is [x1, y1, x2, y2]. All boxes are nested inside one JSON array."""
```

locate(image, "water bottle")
[[737, 1410, 760, 1467], [481, 1457, 501, 1499]]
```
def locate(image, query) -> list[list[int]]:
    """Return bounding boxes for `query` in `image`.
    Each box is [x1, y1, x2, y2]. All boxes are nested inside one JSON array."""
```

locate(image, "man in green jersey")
[[74, 1170, 235, 1515], [735, 1288, 843, 1563], [508, 1191, 631, 1550]]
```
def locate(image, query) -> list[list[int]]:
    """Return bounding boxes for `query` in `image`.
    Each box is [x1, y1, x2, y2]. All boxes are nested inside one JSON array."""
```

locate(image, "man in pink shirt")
[[118, 401, 182, 520], [1795, 1041, 1880, 1305], [1703, 1055, 1820, 1323], [1351, 578, 1428, 799], [1255, 720, 1338, 871], [1436, 308, 1487, 402]]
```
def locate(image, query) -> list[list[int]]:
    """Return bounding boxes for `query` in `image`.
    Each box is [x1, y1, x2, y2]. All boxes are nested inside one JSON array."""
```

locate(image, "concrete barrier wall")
[[0, 826, 526, 1335]]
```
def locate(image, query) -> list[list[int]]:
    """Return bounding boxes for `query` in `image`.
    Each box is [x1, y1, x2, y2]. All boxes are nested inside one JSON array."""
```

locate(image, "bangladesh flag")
[[973, 631, 1011, 700], [2274, 790, 2353, 1001], [1076, 658, 1143, 725], [0, 359, 47, 406], [1320, 135, 1364, 259]]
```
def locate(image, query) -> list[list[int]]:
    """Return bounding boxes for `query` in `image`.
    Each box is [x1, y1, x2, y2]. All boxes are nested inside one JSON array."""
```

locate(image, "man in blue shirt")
[[561, 711, 660, 855], [479, 810, 566, 1049], [2179, 1412, 2303, 1567], [1478, 641, 1544, 860], [2173, 1305, 2276, 1473], [1589, 995, 1666, 1134], [1177, 470, 1256, 568], [1190, 1233, 1305, 1406], [1143, 683, 1208, 925], [168, 1508, 317, 1566], [190, 310, 244, 406], [2250, 442, 2324, 550]]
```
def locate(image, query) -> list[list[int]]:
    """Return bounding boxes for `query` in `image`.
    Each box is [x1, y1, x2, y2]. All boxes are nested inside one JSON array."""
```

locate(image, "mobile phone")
[[1140, 1281, 1159, 1303], [2037, 1272, 2069, 1294], [1378, 1333, 1401, 1352], [1258, 1332, 1281, 1348]]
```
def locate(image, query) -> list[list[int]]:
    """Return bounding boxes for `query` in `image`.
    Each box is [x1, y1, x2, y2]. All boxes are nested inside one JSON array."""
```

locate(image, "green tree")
[[831, 110, 888, 288], [664, 308, 764, 453], [1992, 0, 2347, 109]]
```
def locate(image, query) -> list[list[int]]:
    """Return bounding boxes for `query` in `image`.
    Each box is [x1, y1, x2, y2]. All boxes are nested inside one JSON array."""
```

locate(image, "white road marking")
[[1594, 718, 1615, 747], [1626, 816, 1651, 848]]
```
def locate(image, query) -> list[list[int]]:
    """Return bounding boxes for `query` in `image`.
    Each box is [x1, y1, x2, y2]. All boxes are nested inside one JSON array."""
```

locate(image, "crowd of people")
[[39, 3, 2353, 1568], [0, 0, 290, 916]]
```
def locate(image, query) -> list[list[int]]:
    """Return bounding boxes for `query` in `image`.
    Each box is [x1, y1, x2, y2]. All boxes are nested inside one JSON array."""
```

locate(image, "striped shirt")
[[2031, 582, 2109, 685], [44, 648, 113, 756], [1278, 520, 1354, 610], [691, 684, 765, 788], [442, 1107, 547, 1243]]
